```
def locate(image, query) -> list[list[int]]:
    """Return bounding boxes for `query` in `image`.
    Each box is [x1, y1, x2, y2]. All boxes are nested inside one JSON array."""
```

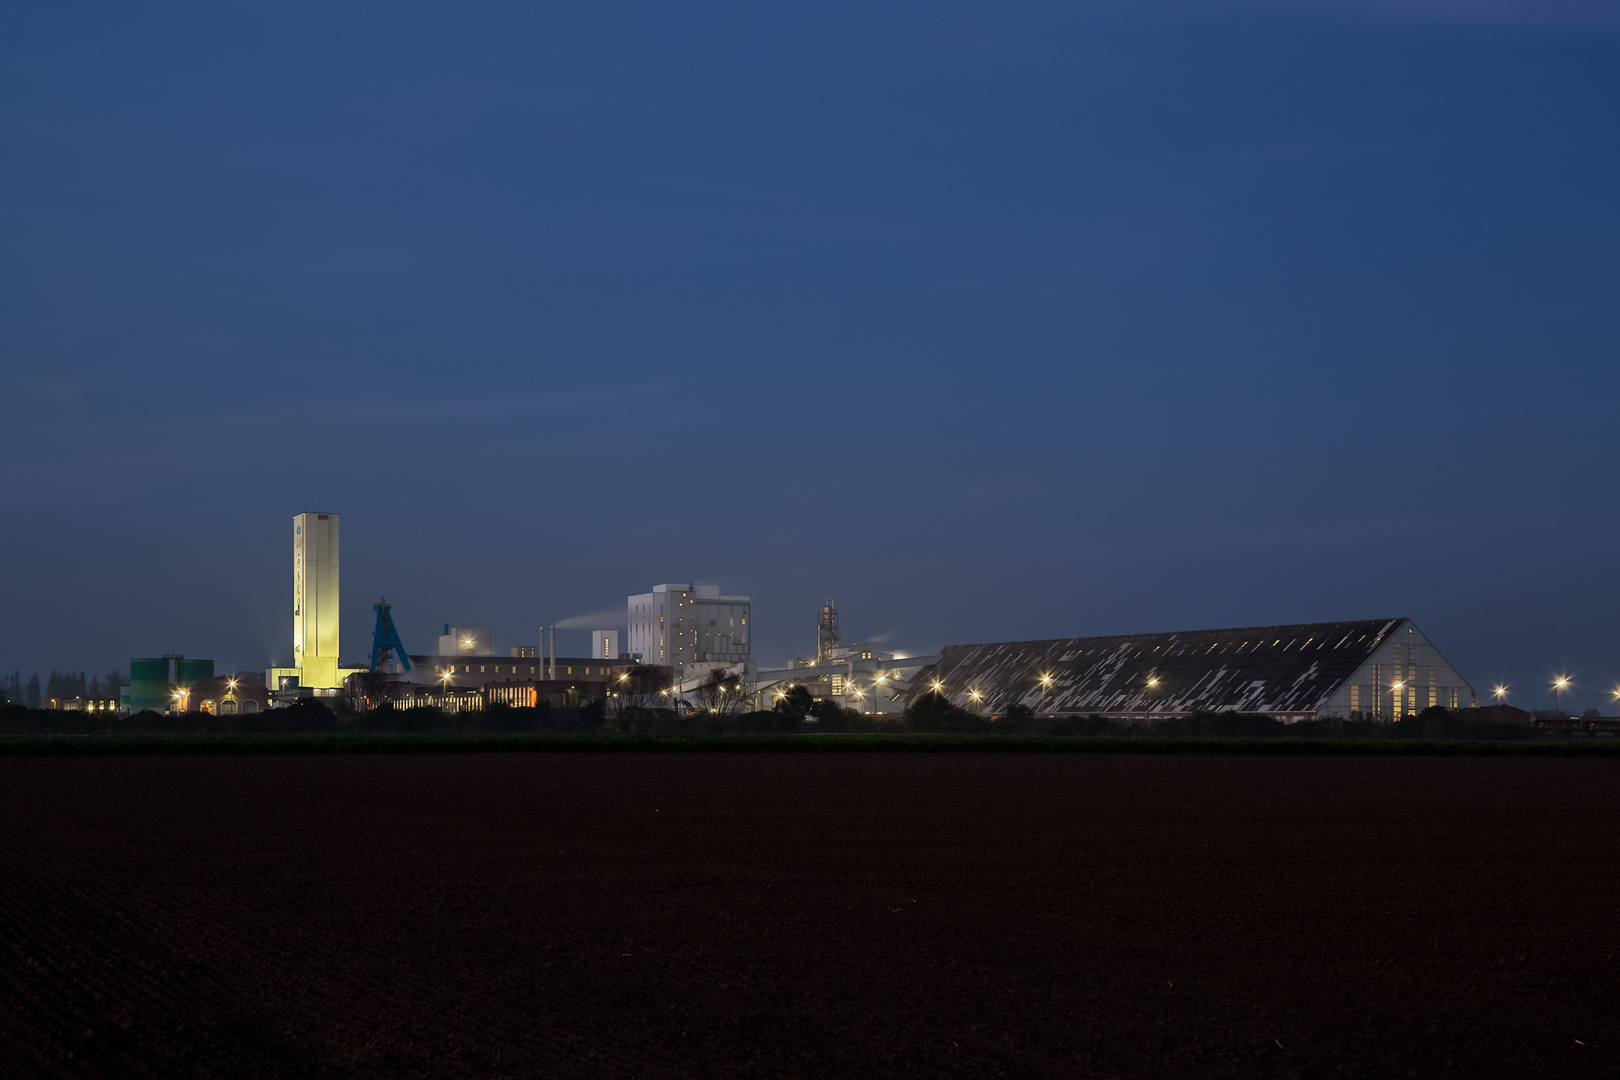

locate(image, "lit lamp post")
[[1553, 677, 1570, 713], [1493, 685, 1507, 703]]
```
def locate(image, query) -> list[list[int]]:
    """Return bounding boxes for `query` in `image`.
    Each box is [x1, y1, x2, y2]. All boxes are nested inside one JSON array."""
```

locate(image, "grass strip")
[[3, 733, 1620, 757]]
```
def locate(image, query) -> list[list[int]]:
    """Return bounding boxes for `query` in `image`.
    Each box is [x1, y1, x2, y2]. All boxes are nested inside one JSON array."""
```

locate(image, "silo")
[[126, 658, 171, 711], [177, 659, 214, 687]]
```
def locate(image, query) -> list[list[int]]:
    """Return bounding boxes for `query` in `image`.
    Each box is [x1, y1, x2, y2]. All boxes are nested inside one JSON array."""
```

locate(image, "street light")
[[1553, 676, 1570, 712], [1493, 685, 1508, 702]]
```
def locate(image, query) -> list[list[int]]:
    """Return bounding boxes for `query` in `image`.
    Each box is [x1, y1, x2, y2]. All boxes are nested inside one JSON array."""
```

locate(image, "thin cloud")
[[1228, 0, 1620, 28]]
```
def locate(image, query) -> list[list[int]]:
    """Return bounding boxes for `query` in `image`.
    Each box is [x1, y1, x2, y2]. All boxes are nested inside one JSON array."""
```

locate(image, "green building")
[[121, 657, 214, 713]]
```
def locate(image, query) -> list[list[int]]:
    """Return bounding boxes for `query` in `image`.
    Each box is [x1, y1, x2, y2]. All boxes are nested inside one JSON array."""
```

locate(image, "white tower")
[[269, 512, 352, 692], [292, 512, 342, 688]]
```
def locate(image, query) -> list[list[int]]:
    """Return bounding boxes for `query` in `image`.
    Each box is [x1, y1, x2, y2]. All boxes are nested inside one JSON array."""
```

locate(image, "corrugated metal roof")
[[907, 618, 1406, 717]]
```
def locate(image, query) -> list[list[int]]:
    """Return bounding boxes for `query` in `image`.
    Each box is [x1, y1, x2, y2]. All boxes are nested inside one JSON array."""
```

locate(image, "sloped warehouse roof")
[[907, 618, 1410, 719]]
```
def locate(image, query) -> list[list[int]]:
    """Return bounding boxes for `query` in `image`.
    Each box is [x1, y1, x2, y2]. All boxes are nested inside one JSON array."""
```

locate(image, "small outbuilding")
[[185, 675, 269, 716]]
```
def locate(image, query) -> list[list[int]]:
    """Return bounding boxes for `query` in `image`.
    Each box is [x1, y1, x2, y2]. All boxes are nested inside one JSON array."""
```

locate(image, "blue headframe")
[[370, 597, 412, 672]]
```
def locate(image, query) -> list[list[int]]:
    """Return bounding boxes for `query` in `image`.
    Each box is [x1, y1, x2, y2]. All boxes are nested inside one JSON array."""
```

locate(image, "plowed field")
[[1, 753, 1616, 1078]]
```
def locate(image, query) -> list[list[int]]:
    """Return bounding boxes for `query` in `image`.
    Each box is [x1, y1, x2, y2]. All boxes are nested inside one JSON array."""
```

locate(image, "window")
[[1429, 685, 1437, 709], [1448, 687, 1459, 709], [1349, 685, 1360, 711]]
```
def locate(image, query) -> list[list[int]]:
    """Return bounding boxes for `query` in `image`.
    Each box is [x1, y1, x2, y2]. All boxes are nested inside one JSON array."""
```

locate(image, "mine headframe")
[[371, 596, 412, 672]]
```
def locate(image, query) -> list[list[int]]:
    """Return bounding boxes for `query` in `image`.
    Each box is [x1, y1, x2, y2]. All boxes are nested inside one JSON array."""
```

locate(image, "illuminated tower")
[[292, 512, 341, 688], [267, 512, 352, 693]]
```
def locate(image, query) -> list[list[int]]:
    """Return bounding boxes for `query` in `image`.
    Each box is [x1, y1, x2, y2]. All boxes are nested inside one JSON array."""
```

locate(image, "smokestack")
[[549, 625, 556, 681]]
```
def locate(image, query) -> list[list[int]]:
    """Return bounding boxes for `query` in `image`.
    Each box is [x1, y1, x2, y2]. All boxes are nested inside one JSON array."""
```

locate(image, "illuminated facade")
[[406, 654, 638, 689], [438, 624, 493, 656], [267, 512, 361, 692], [627, 583, 750, 676]]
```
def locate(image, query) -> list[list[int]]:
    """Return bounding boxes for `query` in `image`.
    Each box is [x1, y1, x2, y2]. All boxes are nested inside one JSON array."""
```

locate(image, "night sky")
[[3, 2, 1617, 710]]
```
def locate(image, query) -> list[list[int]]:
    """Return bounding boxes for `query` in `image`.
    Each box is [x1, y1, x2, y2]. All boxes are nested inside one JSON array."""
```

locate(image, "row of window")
[[435, 664, 613, 676], [1347, 684, 1461, 712]]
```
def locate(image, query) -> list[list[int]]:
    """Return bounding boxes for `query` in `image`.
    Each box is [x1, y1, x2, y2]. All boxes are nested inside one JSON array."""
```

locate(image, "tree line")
[[0, 670, 124, 709]]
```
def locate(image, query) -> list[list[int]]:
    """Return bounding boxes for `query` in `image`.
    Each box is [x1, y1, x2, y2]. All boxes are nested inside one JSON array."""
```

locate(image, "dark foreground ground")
[[1, 755, 1616, 1079]]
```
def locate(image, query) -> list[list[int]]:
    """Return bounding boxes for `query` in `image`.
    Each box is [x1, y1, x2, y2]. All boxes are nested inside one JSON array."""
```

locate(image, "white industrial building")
[[438, 624, 493, 657], [627, 583, 750, 677]]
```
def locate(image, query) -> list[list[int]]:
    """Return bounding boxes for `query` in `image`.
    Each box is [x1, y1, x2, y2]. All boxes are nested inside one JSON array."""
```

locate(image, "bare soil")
[[1, 753, 1617, 1078]]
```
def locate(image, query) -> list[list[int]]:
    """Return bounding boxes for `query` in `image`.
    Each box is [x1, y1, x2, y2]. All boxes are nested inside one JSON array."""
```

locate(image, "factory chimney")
[[816, 600, 840, 664]]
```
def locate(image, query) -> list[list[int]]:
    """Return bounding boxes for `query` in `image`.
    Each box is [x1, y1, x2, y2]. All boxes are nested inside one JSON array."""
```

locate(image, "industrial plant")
[[68, 511, 1505, 723]]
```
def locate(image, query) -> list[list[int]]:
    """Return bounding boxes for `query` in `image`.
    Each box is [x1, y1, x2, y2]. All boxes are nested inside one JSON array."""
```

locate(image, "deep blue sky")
[[3, 2, 1617, 709]]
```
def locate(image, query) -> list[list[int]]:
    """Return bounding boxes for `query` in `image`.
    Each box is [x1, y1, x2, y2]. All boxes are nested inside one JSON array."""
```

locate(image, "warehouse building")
[[405, 654, 639, 690], [906, 618, 1475, 722]]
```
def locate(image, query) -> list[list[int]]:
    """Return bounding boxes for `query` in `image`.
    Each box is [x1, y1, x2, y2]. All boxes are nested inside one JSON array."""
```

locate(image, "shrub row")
[[0, 699, 1578, 745], [3, 732, 1619, 758]]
